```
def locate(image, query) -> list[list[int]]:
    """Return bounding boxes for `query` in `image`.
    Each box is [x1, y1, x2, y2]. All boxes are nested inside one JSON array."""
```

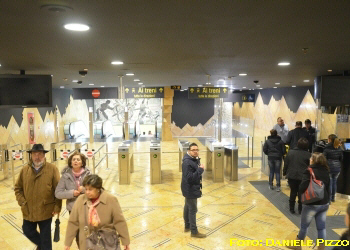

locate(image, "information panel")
[[124, 87, 164, 98]]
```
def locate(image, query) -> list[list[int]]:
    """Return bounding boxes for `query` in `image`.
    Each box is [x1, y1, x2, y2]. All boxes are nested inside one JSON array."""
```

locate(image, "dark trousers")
[[268, 159, 282, 187], [329, 172, 340, 200], [68, 211, 80, 247], [288, 179, 302, 204], [22, 218, 52, 250], [183, 198, 198, 234]]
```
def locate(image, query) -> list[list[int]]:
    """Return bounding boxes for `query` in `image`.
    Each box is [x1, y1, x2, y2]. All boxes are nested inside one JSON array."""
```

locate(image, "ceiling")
[[0, 0, 350, 90]]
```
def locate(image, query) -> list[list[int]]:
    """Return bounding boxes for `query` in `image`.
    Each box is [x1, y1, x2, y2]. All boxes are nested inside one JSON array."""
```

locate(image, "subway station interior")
[[1, 1, 350, 250]]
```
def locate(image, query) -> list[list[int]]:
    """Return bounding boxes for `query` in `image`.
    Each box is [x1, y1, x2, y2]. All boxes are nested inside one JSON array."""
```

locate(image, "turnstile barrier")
[[150, 142, 161, 184], [225, 145, 239, 181]]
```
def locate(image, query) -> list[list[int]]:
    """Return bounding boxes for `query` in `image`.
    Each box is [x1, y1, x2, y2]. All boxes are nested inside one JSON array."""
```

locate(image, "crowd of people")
[[264, 117, 347, 250]]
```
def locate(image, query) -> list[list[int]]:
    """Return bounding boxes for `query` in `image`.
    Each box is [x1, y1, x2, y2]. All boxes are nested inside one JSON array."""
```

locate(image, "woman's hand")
[[124, 245, 130, 250], [64, 246, 70, 250], [78, 186, 84, 193], [73, 190, 80, 197]]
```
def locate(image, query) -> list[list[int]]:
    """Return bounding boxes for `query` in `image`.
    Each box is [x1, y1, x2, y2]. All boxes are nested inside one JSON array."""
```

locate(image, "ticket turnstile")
[[121, 140, 134, 173], [206, 138, 225, 182], [224, 145, 239, 181], [178, 140, 189, 172], [118, 145, 130, 185], [150, 142, 161, 184]]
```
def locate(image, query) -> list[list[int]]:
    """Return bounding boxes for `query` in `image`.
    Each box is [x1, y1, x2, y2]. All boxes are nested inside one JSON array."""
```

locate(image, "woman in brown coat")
[[64, 174, 130, 250]]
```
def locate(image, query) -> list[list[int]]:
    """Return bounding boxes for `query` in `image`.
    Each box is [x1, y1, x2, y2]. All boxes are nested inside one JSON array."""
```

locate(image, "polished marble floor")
[[0, 136, 348, 249]]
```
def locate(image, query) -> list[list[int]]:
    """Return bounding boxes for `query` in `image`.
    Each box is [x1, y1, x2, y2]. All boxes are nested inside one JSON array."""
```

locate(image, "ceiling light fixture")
[[60, 86, 64, 88], [64, 23, 90, 31], [259, 88, 263, 89], [273, 87, 277, 88], [278, 62, 290, 66], [134, 79, 140, 82], [138, 82, 143, 85], [89, 83, 94, 86], [111, 61, 123, 65], [239, 73, 247, 76], [206, 82, 211, 85], [303, 80, 310, 82], [275, 83, 280, 85], [328, 69, 332, 72], [242, 87, 246, 89], [292, 85, 296, 87], [198, 85, 203, 87], [72, 80, 78, 83], [101, 86, 105, 87], [256, 85, 260, 87], [126, 73, 134, 76]]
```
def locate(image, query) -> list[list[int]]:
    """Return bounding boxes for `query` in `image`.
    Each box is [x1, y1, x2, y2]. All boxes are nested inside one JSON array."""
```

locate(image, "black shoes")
[[298, 203, 302, 214], [289, 200, 295, 214], [184, 228, 190, 232]]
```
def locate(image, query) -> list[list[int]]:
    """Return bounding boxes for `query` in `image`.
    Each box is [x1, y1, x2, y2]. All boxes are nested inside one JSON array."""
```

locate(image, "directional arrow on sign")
[[223, 88, 227, 93], [159, 88, 163, 93], [125, 88, 129, 93], [190, 88, 194, 93], [132, 88, 135, 93]]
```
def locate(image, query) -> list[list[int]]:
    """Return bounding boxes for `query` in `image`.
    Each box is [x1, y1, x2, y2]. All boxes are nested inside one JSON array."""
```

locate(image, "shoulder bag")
[[301, 167, 325, 204], [84, 204, 121, 250]]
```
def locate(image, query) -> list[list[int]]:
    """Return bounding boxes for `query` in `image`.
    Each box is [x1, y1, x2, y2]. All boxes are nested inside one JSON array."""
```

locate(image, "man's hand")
[[52, 211, 60, 216], [199, 164, 204, 169], [78, 186, 84, 193], [64, 246, 70, 250], [73, 190, 81, 197], [124, 245, 130, 250]]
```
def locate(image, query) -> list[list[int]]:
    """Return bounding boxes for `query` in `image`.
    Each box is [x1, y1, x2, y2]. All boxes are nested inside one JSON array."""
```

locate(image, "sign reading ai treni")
[[124, 87, 165, 98], [188, 87, 228, 99]]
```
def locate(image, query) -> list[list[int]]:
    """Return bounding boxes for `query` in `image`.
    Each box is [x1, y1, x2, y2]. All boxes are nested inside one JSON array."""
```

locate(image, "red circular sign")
[[87, 151, 93, 158], [63, 151, 69, 158], [15, 153, 21, 159], [92, 89, 100, 98]]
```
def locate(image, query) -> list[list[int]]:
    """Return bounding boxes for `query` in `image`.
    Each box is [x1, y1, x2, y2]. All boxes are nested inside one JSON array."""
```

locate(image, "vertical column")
[[89, 111, 94, 143], [0, 144, 8, 179], [54, 108, 58, 143], [124, 111, 129, 140], [162, 87, 174, 141], [218, 98, 223, 142]]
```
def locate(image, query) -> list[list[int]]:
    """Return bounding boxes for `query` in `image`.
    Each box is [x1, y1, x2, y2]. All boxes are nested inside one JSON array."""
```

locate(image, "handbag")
[[84, 204, 121, 250], [301, 167, 325, 204]]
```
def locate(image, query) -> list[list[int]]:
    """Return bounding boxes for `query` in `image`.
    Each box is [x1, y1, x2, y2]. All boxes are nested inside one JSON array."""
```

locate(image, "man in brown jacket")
[[14, 144, 62, 250]]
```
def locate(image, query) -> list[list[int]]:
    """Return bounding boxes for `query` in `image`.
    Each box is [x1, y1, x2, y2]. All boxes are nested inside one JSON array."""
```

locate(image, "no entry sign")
[[12, 150, 23, 160], [60, 149, 71, 160], [84, 149, 95, 159]]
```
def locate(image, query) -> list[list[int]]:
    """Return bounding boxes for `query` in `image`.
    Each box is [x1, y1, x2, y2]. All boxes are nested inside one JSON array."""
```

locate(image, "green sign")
[[188, 87, 228, 99], [124, 87, 165, 98], [217, 153, 221, 157], [121, 155, 126, 159], [153, 154, 158, 158]]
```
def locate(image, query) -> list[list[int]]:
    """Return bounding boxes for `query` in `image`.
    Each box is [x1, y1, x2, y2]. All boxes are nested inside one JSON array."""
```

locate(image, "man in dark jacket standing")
[[286, 121, 310, 150], [263, 129, 286, 191], [181, 142, 206, 238], [303, 119, 316, 152]]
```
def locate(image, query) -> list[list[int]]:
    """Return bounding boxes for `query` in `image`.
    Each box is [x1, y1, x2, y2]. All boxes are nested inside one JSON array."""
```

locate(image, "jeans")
[[288, 179, 302, 205], [298, 204, 329, 240], [22, 218, 52, 250], [184, 198, 198, 234], [329, 172, 340, 200], [268, 159, 282, 187]]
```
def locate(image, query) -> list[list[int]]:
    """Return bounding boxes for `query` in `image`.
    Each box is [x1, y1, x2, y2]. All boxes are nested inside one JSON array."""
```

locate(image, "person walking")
[[55, 151, 91, 248], [273, 117, 289, 143], [263, 129, 286, 191], [181, 143, 206, 238], [14, 144, 62, 250], [64, 174, 130, 250], [287, 153, 330, 250], [286, 121, 310, 150], [283, 138, 311, 214], [323, 134, 343, 202]]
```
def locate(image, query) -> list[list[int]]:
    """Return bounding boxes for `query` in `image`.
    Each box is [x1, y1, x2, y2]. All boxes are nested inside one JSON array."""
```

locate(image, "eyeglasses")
[[190, 149, 199, 152]]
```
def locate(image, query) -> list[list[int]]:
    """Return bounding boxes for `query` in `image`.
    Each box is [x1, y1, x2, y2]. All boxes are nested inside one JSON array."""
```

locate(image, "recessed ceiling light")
[[292, 85, 296, 87], [111, 61, 123, 65], [242, 87, 246, 89], [206, 82, 211, 85], [101, 86, 105, 87], [278, 62, 290, 66], [138, 82, 143, 85], [256, 85, 260, 87], [134, 79, 140, 82], [60, 86, 64, 88], [0, 64, 2, 67], [328, 69, 332, 72], [273, 87, 277, 88], [275, 83, 280, 85], [64, 23, 90, 31], [72, 80, 78, 83], [249, 89, 251, 90], [63, 78, 68, 81], [51, 75, 53, 77], [126, 73, 134, 76], [180, 90, 184, 92], [89, 83, 94, 86], [198, 85, 203, 87], [239, 73, 247, 76], [184, 89, 188, 91], [259, 88, 263, 89], [303, 80, 310, 82]]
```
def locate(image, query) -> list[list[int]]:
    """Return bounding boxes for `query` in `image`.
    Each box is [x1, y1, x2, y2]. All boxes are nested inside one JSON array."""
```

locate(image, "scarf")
[[87, 196, 101, 227], [72, 168, 84, 189]]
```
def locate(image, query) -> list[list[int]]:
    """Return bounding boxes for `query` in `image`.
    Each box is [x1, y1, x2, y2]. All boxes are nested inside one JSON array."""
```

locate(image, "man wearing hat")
[[14, 144, 62, 250]]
